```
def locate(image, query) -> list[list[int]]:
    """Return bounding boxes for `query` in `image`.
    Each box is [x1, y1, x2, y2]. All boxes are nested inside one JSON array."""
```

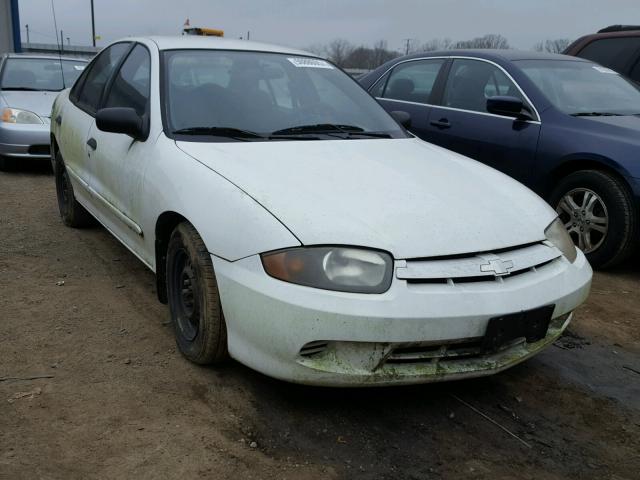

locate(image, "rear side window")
[[381, 59, 445, 104], [577, 37, 640, 73], [104, 45, 151, 116], [75, 43, 130, 113]]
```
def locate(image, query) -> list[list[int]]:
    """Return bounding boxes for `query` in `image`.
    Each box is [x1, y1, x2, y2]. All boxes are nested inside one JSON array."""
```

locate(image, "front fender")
[[142, 135, 301, 269]]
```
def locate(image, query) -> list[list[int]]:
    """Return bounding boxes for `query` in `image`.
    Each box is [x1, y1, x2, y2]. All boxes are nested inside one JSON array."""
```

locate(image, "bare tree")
[[533, 38, 572, 53], [455, 34, 510, 49], [325, 39, 354, 67], [419, 38, 454, 52], [305, 43, 327, 58]]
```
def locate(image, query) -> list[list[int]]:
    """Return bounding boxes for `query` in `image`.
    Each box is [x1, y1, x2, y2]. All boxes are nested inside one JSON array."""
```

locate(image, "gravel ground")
[[1, 163, 639, 479]]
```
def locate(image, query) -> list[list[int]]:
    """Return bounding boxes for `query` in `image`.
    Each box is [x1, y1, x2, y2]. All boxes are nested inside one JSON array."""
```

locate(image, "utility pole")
[[247, 31, 250, 41], [60, 30, 64, 52], [90, 0, 96, 47], [25, 24, 29, 45], [403, 38, 412, 55], [67, 37, 70, 46]]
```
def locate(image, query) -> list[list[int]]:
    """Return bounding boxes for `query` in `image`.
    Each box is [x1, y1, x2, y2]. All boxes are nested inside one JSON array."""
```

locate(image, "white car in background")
[[0, 54, 87, 169], [50, 36, 592, 386]]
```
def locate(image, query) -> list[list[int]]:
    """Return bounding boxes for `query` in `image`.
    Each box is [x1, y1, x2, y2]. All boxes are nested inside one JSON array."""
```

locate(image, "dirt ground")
[[1, 163, 639, 480]]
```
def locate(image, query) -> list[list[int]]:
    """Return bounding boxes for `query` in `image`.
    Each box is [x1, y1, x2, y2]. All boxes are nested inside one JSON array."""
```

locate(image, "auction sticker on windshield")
[[287, 57, 334, 69]]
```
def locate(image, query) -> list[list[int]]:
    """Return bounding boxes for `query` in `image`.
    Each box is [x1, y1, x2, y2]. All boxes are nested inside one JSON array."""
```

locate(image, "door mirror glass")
[[96, 107, 147, 140], [390, 110, 412, 128], [486, 95, 531, 119]]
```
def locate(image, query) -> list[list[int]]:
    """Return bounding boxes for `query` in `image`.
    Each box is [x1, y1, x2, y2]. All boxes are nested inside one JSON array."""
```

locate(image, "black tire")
[[550, 170, 638, 268], [0, 156, 13, 171], [166, 222, 228, 364], [54, 153, 94, 228]]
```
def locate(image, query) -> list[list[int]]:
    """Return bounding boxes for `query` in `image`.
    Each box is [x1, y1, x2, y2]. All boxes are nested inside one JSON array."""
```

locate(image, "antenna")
[[50, 0, 66, 88]]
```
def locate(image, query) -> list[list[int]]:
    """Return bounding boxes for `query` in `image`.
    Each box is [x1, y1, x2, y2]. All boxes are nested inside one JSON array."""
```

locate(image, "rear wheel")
[[166, 222, 228, 364], [54, 153, 94, 227], [550, 170, 637, 268]]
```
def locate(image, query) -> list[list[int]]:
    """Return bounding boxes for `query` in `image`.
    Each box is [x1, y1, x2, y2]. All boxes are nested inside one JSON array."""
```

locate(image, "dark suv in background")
[[564, 25, 640, 82]]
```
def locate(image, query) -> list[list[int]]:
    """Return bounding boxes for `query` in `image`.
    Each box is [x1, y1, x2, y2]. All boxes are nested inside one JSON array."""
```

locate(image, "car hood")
[[578, 114, 640, 134], [0, 90, 59, 119], [176, 137, 557, 259]]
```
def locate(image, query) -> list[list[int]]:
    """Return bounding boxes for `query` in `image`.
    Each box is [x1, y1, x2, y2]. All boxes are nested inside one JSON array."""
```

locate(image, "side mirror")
[[96, 107, 148, 140], [390, 110, 411, 128], [486, 96, 533, 120]]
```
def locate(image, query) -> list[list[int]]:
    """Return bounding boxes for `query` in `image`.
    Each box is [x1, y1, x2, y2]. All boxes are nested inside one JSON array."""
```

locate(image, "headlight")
[[545, 218, 577, 263], [261, 246, 393, 293], [1, 107, 43, 124]]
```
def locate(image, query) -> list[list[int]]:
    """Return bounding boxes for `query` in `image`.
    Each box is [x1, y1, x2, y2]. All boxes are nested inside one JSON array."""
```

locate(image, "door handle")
[[430, 118, 451, 129], [86, 138, 97, 150], [55, 115, 62, 126]]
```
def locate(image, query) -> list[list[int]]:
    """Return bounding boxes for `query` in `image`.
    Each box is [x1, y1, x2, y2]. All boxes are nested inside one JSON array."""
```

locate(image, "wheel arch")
[[547, 154, 634, 199]]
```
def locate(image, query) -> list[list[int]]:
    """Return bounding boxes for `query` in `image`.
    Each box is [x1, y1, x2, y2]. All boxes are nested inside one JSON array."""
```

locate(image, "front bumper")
[[213, 251, 592, 387], [0, 122, 51, 159]]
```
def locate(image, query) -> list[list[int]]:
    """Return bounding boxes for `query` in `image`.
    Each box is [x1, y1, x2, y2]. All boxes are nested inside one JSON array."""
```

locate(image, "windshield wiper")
[[570, 112, 624, 117], [271, 123, 391, 138], [172, 127, 266, 140], [1, 87, 47, 91]]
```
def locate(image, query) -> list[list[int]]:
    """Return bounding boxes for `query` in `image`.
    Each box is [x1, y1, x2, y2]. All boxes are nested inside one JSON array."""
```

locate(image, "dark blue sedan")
[[359, 50, 640, 268]]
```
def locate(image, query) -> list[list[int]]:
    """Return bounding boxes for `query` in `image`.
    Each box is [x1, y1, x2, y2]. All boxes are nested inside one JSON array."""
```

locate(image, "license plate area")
[[483, 305, 555, 353]]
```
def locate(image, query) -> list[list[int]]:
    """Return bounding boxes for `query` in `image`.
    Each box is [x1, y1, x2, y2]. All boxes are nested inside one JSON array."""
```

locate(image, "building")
[[0, 0, 21, 54]]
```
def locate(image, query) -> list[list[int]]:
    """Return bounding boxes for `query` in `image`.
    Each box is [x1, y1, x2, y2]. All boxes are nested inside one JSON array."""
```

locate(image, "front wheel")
[[166, 222, 228, 364], [550, 170, 637, 268]]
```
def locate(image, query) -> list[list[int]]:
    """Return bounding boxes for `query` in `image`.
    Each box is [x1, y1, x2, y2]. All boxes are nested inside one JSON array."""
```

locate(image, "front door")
[[426, 58, 541, 184], [86, 44, 152, 260]]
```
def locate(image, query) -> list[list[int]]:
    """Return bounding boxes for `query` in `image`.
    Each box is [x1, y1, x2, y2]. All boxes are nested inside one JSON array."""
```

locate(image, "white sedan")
[[51, 36, 592, 386]]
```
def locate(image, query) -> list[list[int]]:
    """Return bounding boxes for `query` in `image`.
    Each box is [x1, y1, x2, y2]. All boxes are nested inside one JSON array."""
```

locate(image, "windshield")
[[163, 49, 406, 141], [0, 57, 87, 91], [515, 59, 640, 116]]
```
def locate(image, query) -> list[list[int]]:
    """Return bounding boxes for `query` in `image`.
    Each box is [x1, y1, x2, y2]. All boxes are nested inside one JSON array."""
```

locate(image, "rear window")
[[577, 37, 640, 73], [0, 58, 87, 91]]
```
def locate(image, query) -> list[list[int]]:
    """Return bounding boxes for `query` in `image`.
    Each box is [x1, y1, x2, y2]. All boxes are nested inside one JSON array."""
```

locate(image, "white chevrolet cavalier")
[[51, 37, 592, 386]]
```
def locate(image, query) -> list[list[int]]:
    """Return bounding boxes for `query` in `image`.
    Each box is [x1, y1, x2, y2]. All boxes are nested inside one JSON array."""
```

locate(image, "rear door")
[[425, 58, 541, 183], [85, 44, 152, 258], [370, 58, 447, 139], [57, 43, 131, 199]]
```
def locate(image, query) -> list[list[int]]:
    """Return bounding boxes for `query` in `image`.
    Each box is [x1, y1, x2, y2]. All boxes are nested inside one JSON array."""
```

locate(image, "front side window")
[[516, 59, 640, 116], [104, 45, 151, 116], [0, 58, 87, 91], [381, 59, 445, 104], [76, 43, 130, 113], [163, 50, 406, 141], [443, 59, 525, 113]]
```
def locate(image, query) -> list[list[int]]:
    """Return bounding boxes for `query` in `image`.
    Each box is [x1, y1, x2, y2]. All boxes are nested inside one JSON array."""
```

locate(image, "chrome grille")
[[396, 242, 561, 284]]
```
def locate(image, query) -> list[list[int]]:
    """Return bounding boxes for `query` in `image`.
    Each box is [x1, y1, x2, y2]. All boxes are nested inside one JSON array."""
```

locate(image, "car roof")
[[142, 36, 313, 57], [394, 49, 590, 63], [4, 53, 88, 62]]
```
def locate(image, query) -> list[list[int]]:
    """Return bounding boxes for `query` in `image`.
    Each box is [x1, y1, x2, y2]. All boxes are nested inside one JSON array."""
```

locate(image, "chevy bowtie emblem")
[[480, 259, 514, 276]]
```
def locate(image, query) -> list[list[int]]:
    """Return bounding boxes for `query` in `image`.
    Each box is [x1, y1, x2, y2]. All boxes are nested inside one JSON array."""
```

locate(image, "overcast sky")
[[17, 0, 640, 52]]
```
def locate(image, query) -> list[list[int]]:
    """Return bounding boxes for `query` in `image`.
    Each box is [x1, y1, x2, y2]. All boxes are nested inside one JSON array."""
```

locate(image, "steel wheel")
[[556, 188, 608, 253], [170, 248, 201, 342]]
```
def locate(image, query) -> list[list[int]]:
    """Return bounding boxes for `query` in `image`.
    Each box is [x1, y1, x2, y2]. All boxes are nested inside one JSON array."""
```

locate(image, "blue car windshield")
[[516, 59, 640, 116], [0, 58, 87, 91]]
